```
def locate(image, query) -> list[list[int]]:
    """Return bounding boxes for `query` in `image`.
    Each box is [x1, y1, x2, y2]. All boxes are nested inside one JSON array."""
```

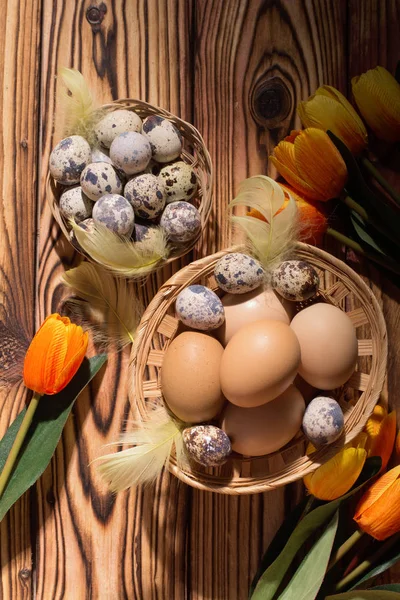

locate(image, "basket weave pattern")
[[131, 243, 387, 495], [47, 99, 213, 268]]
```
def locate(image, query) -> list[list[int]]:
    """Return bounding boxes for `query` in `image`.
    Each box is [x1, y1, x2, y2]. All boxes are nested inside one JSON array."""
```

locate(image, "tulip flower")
[[352, 66, 400, 143], [354, 465, 400, 540], [396, 431, 400, 462], [304, 439, 367, 501], [364, 406, 396, 471], [270, 128, 348, 202], [298, 85, 368, 154], [0, 314, 88, 497]]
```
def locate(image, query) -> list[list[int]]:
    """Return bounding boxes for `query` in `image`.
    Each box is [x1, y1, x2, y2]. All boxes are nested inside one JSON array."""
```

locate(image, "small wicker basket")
[[130, 243, 387, 495], [47, 99, 213, 273]]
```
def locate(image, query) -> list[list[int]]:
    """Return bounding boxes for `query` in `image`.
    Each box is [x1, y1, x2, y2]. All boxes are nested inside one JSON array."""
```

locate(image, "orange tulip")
[[248, 183, 328, 246], [352, 66, 400, 143], [364, 406, 396, 471], [354, 465, 400, 540], [298, 85, 368, 154], [270, 128, 348, 202], [396, 431, 400, 461], [23, 313, 88, 395]]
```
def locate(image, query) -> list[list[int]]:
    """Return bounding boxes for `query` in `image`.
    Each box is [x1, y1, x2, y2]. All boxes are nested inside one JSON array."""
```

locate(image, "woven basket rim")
[[129, 243, 388, 495], [47, 98, 213, 273]]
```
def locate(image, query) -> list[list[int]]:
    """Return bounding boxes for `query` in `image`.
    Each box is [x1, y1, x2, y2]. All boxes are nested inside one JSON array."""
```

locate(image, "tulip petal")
[[355, 475, 400, 540], [367, 410, 397, 470], [294, 128, 348, 201], [352, 66, 400, 143], [355, 465, 400, 517], [304, 447, 367, 501], [270, 156, 322, 201], [54, 330, 88, 393]]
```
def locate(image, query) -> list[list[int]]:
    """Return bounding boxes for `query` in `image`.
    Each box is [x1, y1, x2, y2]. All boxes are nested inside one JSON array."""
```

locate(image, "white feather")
[[72, 222, 170, 278], [96, 408, 185, 492], [61, 262, 142, 348]]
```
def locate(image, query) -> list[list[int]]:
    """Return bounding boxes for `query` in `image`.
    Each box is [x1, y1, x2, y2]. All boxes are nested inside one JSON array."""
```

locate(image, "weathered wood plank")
[[0, 0, 42, 597]]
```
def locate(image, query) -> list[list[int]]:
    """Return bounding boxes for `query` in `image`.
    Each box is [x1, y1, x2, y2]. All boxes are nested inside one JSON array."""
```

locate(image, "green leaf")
[[350, 212, 387, 256], [371, 585, 400, 592], [0, 354, 107, 520], [348, 544, 400, 591], [326, 592, 400, 599], [278, 511, 339, 600], [250, 458, 381, 600]]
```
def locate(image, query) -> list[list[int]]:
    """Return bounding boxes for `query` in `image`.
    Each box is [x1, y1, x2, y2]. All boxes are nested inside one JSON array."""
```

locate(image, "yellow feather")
[[230, 175, 299, 272], [71, 221, 170, 278], [61, 262, 142, 348], [96, 407, 186, 492], [59, 67, 104, 144]]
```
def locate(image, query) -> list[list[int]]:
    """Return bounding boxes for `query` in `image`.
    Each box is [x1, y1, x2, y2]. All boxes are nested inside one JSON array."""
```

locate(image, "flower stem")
[[0, 392, 42, 498], [327, 529, 365, 571], [342, 195, 369, 221], [326, 228, 400, 275], [362, 157, 400, 208], [342, 194, 400, 249], [335, 532, 400, 592]]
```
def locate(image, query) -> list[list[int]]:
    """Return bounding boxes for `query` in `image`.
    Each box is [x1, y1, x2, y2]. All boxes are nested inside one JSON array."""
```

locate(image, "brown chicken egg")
[[217, 287, 294, 346], [220, 320, 301, 407], [221, 385, 305, 456], [290, 303, 358, 389], [161, 332, 225, 423]]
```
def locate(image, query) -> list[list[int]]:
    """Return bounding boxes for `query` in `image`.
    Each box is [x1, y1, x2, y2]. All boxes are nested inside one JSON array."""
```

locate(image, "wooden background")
[[0, 0, 399, 598]]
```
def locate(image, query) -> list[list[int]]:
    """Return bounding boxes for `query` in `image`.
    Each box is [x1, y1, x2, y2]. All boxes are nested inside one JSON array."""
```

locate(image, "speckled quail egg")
[[302, 396, 344, 446], [175, 285, 225, 331], [159, 161, 198, 202], [272, 260, 319, 302], [69, 217, 96, 250], [49, 135, 91, 185], [124, 173, 166, 220], [80, 162, 123, 201], [143, 115, 182, 163], [110, 132, 152, 175], [59, 186, 93, 223], [92, 193, 135, 236], [133, 221, 161, 243], [91, 147, 113, 164], [160, 201, 201, 243], [94, 109, 142, 148], [183, 425, 232, 467], [214, 253, 265, 294]]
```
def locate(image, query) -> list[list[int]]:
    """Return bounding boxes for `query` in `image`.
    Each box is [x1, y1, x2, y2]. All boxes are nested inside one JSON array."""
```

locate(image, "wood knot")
[[46, 489, 56, 505], [250, 77, 292, 128], [86, 3, 107, 28], [20, 139, 28, 149], [18, 568, 31, 581]]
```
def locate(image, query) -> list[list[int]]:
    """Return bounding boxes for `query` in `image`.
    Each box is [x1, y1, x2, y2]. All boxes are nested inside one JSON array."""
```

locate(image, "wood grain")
[[0, 0, 399, 598]]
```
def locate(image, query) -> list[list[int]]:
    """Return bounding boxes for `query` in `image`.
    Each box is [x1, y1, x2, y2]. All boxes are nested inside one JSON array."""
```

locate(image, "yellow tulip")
[[298, 86, 368, 154], [352, 66, 400, 143], [304, 439, 367, 501], [270, 128, 348, 202]]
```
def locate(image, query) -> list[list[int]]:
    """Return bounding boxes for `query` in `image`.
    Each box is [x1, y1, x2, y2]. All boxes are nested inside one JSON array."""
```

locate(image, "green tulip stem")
[[327, 529, 365, 571], [362, 156, 400, 208], [335, 532, 400, 592], [342, 194, 400, 249], [342, 195, 369, 221], [0, 392, 42, 498], [326, 228, 400, 275]]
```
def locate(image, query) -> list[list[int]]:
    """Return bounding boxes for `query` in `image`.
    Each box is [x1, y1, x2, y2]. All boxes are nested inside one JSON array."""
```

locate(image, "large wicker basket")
[[130, 243, 387, 494], [47, 99, 213, 273]]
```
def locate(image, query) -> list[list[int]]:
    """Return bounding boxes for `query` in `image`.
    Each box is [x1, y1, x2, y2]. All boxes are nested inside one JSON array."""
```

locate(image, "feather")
[[229, 175, 299, 272], [59, 67, 104, 144], [61, 262, 142, 349], [96, 407, 186, 492], [71, 222, 170, 278]]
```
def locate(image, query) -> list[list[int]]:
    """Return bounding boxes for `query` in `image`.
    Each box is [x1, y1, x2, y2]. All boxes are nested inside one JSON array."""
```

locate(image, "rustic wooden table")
[[0, 1, 399, 598]]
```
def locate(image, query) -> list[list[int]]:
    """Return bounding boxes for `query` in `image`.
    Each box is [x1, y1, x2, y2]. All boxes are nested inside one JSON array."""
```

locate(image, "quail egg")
[[160, 201, 201, 243], [175, 285, 225, 331], [272, 260, 319, 301], [124, 173, 166, 219], [92, 193, 135, 236], [69, 217, 96, 250], [110, 132, 152, 175], [143, 115, 182, 163], [59, 186, 93, 223], [159, 161, 198, 202], [91, 147, 113, 164], [49, 135, 91, 185], [302, 396, 344, 446], [214, 253, 265, 294], [80, 162, 123, 201], [183, 425, 232, 467], [133, 221, 161, 243], [94, 109, 142, 148]]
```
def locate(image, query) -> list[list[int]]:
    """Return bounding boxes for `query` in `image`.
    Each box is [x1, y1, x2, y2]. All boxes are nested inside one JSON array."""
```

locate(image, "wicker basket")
[[47, 99, 213, 273], [130, 243, 387, 495]]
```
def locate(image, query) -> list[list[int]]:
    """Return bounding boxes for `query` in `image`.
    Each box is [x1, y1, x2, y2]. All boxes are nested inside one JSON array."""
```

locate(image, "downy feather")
[[59, 67, 104, 144], [229, 175, 299, 272], [61, 262, 142, 349], [72, 221, 170, 278], [96, 407, 186, 492]]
